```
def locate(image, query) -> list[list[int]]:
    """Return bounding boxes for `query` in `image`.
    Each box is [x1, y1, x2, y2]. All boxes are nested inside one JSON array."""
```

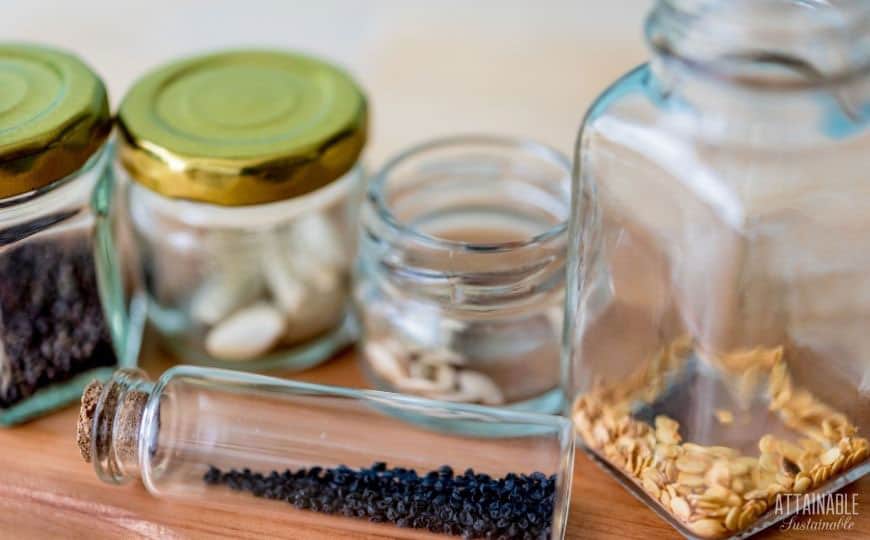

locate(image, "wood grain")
[[0, 350, 866, 539]]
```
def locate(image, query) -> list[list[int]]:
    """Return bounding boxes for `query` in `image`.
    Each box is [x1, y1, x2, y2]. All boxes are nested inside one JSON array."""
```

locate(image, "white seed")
[[458, 370, 505, 405], [204, 302, 285, 360], [416, 347, 466, 366], [261, 235, 308, 314], [405, 361, 456, 393], [282, 280, 345, 344], [190, 272, 263, 326], [290, 213, 348, 268], [288, 256, 342, 293], [431, 370, 505, 405], [365, 340, 407, 383]]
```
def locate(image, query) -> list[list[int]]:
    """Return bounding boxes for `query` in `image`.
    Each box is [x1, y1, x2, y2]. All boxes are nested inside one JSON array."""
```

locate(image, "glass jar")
[[355, 136, 570, 414], [103, 50, 367, 372], [0, 43, 117, 425], [78, 366, 575, 539], [566, 1, 870, 538]]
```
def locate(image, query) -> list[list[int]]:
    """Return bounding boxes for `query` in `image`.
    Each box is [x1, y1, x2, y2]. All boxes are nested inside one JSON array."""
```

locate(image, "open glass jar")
[[103, 49, 367, 372], [566, 1, 870, 538], [355, 136, 570, 414], [0, 43, 118, 425], [78, 366, 574, 539]]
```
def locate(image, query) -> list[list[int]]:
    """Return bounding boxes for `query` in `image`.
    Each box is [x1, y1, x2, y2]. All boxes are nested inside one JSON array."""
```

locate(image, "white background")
[[3, 0, 650, 164]]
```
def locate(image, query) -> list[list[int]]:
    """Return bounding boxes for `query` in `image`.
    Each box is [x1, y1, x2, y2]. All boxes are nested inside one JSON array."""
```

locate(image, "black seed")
[[202, 462, 556, 538]]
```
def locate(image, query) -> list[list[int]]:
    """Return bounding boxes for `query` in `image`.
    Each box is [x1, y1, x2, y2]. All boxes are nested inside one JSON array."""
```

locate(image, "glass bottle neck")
[[646, 0, 870, 90]]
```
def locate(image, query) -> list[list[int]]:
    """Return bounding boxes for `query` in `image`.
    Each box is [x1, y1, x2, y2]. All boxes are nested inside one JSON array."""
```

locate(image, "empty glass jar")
[[102, 49, 367, 372], [78, 366, 574, 539], [566, 1, 870, 538], [0, 43, 118, 425], [355, 136, 570, 414]]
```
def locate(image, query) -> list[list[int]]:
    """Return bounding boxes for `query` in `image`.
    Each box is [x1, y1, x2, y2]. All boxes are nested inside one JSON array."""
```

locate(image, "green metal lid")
[[117, 49, 367, 206], [0, 43, 111, 199]]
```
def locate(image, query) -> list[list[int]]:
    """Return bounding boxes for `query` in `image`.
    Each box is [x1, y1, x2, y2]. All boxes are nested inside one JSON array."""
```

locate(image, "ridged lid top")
[[0, 43, 111, 199], [117, 49, 367, 206]]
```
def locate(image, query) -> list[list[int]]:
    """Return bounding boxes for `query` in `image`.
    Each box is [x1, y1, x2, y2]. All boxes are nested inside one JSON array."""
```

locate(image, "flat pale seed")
[[831, 455, 846, 474], [820, 446, 841, 466], [744, 489, 767, 500], [686, 518, 726, 538], [793, 475, 811, 493], [759, 435, 779, 454], [706, 461, 731, 487], [759, 452, 779, 472], [660, 490, 672, 507], [724, 506, 740, 531], [678, 472, 706, 488], [643, 477, 662, 498], [676, 455, 709, 475], [671, 496, 692, 520]]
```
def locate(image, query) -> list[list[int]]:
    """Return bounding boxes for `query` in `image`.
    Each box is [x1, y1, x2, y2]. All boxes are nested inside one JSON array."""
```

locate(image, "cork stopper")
[[76, 377, 149, 465], [76, 379, 103, 462]]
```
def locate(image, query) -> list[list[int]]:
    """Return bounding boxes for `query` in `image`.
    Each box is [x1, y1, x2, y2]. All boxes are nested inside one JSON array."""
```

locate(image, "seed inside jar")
[[572, 340, 869, 539]]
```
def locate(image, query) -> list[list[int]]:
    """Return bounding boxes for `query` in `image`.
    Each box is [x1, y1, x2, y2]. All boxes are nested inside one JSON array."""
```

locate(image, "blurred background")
[[2, 0, 650, 163]]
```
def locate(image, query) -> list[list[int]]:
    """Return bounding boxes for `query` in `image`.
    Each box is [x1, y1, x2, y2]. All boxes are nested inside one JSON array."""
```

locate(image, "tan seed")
[[775, 473, 794, 490], [657, 430, 681, 445], [678, 472, 706, 488], [643, 477, 662, 498], [715, 409, 734, 425], [820, 446, 841, 466], [831, 454, 846, 474], [706, 461, 731, 487], [687, 518, 726, 538], [670, 496, 692, 521], [724, 506, 740, 531], [759, 435, 779, 454], [744, 489, 767, 500], [759, 452, 779, 472], [793, 475, 811, 493], [676, 455, 709, 475]]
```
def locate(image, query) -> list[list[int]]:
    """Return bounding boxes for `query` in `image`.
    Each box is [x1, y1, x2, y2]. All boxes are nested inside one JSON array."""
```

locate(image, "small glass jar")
[[103, 50, 367, 372], [78, 366, 575, 539], [355, 136, 570, 414], [0, 43, 118, 425], [566, 1, 870, 538]]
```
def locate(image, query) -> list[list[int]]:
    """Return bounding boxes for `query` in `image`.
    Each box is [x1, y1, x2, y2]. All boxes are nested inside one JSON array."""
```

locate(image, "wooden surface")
[[0, 349, 866, 540]]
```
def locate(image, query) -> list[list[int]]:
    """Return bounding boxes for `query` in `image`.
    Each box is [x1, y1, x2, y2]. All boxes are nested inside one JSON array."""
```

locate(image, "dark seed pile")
[[0, 237, 115, 408], [204, 462, 556, 539]]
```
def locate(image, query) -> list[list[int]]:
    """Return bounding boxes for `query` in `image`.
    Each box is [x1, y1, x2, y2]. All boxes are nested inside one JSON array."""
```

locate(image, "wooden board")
[[0, 350, 866, 539]]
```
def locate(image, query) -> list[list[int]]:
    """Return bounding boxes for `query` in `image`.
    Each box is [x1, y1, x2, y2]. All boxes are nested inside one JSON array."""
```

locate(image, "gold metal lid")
[[117, 49, 368, 206], [0, 43, 111, 199]]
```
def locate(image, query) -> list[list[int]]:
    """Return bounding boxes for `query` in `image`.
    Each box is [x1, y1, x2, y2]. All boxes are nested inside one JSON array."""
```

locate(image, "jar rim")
[[647, 0, 870, 91], [367, 134, 570, 254]]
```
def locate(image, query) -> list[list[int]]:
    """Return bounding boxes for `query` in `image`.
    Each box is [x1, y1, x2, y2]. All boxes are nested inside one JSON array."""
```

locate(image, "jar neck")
[[0, 142, 108, 241], [360, 136, 570, 310], [646, 0, 870, 90]]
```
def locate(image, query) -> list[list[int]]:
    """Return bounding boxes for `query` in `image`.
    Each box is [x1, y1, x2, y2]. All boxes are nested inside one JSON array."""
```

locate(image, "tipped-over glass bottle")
[[566, 0, 870, 538], [78, 367, 574, 539]]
